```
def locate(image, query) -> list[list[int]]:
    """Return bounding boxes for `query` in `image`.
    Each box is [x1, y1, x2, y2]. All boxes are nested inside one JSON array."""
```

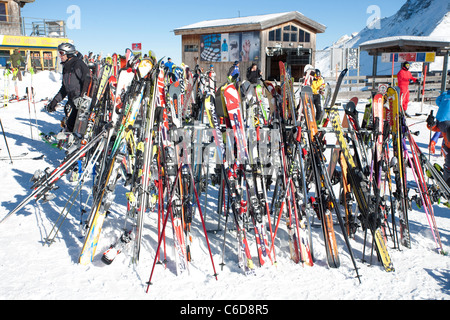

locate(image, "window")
[[275, 28, 281, 41], [291, 33, 297, 42], [0, 50, 10, 66], [283, 25, 299, 42], [43, 52, 54, 69], [268, 28, 281, 42], [31, 52, 42, 69], [299, 30, 311, 43], [0, 1, 8, 22], [184, 44, 199, 52]]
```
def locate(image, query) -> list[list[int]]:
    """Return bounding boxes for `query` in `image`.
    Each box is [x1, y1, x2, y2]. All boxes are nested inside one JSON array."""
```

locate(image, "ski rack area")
[[1, 50, 448, 292]]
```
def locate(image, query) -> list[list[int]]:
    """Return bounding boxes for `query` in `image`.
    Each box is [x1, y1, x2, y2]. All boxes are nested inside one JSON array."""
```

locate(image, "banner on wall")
[[200, 32, 260, 63], [381, 52, 436, 63], [221, 33, 229, 62], [200, 34, 221, 62]]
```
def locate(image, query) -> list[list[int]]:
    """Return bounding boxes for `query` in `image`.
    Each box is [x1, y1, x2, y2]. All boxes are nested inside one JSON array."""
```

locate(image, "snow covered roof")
[[360, 36, 450, 55], [14, 0, 35, 7], [174, 11, 326, 35]]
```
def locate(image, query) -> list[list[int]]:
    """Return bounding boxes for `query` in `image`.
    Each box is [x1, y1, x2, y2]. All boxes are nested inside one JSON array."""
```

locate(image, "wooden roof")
[[360, 36, 450, 56], [174, 11, 326, 35]]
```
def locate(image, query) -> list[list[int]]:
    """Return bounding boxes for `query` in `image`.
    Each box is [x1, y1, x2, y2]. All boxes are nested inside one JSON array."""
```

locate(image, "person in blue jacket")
[[227, 61, 240, 82], [165, 57, 174, 71], [427, 90, 450, 185]]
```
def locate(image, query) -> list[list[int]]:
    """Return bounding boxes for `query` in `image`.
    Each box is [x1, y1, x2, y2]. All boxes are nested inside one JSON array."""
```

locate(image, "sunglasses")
[[59, 51, 67, 56]]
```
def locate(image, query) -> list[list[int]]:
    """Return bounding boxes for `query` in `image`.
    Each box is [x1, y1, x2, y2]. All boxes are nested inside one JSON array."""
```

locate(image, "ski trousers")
[[313, 94, 322, 122]]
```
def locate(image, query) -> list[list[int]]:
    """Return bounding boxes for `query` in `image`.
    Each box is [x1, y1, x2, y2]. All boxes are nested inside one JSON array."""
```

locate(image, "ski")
[[387, 87, 411, 249], [1, 127, 108, 224], [329, 108, 394, 272], [79, 73, 148, 266], [0, 154, 44, 161], [102, 229, 133, 265], [301, 85, 340, 268]]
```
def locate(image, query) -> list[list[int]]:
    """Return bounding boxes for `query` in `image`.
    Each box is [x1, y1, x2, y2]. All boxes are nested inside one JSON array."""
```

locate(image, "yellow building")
[[0, 0, 71, 71]]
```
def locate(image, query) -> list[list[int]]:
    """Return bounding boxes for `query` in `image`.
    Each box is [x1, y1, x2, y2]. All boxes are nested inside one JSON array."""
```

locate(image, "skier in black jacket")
[[247, 62, 262, 84], [46, 43, 91, 133]]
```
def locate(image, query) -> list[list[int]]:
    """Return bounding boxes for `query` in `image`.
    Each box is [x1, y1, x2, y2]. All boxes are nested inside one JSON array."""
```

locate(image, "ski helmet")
[[402, 61, 410, 70], [58, 43, 76, 57], [315, 69, 321, 77]]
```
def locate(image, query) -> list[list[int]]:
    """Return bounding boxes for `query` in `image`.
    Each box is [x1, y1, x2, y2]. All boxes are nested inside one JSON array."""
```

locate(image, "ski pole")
[[190, 164, 219, 279], [419, 65, 428, 116], [146, 164, 182, 292], [0, 118, 13, 164], [26, 86, 34, 140]]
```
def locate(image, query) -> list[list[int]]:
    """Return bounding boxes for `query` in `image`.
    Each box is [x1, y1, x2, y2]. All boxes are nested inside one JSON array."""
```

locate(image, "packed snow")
[[0, 70, 449, 301]]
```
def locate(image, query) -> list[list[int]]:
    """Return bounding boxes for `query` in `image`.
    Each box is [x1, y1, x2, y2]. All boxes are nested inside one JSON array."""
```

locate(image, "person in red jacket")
[[397, 61, 419, 113]]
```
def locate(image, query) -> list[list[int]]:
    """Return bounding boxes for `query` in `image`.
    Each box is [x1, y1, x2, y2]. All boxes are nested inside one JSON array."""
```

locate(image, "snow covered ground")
[[0, 71, 449, 301]]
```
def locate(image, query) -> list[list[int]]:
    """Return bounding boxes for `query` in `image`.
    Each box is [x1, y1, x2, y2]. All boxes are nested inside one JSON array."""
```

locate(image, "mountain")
[[317, 0, 450, 77]]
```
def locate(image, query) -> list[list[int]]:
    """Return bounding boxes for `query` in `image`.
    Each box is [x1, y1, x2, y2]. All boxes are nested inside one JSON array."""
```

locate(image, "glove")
[[427, 114, 436, 128], [45, 100, 57, 113], [430, 141, 436, 154], [73, 95, 92, 112]]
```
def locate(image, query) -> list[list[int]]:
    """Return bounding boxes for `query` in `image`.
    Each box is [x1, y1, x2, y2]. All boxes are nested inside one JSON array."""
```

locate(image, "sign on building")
[[346, 48, 359, 70], [381, 52, 436, 63], [200, 32, 260, 63], [132, 43, 142, 54]]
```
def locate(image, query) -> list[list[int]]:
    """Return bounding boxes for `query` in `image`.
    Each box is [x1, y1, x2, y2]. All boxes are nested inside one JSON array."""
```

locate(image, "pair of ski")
[[299, 68, 339, 266], [206, 83, 275, 275], [245, 98, 274, 269], [104, 61, 159, 265], [301, 84, 361, 278], [387, 87, 444, 255], [311, 69, 392, 274], [144, 64, 218, 285], [327, 106, 393, 274], [79, 59, 154, 265]]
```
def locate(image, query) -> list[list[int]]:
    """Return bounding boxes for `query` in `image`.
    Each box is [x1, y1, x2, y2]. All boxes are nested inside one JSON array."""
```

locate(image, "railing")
[[21, 17, 66, 38], [322, 74, 450, 102], [0, 15, 66, 38]]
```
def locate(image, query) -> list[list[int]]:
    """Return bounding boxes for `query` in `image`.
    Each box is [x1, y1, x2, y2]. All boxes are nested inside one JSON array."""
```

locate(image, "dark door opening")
[[265, 48, 312, 82]]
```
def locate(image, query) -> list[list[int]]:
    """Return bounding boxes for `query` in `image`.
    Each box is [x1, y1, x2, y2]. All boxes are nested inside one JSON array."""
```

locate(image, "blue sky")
[[21, 0, 406, 64]]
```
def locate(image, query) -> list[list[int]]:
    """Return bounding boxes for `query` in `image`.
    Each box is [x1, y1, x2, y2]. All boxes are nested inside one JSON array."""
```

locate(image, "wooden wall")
[[179, 20, 318, 85]]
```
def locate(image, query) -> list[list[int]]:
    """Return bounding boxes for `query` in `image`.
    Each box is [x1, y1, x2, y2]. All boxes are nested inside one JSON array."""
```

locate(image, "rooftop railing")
[[0, 15, 66, 38]]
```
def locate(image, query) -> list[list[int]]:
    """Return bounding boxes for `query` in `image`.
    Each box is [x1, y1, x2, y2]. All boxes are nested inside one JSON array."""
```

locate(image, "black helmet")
[[58, 43, 77, 57], [315, 69, 321, 77], [402, 61, 410, 70]]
